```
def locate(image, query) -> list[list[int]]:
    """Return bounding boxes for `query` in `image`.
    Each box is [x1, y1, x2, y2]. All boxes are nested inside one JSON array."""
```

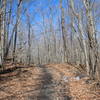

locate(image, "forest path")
[[0, 64, 72, 100], [30, 65, 71, 100], [0, 64, 99, 100]]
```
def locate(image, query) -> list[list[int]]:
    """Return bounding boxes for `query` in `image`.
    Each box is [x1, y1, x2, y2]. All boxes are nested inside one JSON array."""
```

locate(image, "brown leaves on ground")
[[0, 63, 100, 100], [47, 64, 100, 100]]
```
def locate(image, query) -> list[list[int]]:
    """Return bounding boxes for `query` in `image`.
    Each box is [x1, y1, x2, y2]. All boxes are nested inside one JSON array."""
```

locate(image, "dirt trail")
[[34, 65, 71, 100], [0, 65, 71, 100], [0, 64, 99, 100]]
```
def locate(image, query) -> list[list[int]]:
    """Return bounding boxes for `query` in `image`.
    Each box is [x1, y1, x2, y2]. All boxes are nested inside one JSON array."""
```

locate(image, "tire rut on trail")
[[28, 65, 71, 100]]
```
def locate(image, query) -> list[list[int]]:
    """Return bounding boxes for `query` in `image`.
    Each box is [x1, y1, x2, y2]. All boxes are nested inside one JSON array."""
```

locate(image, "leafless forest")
[[0, 0, 100, 100]]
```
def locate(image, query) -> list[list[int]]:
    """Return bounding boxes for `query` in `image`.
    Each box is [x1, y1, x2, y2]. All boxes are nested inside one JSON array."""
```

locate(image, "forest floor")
[[0, 63, 100, 100]]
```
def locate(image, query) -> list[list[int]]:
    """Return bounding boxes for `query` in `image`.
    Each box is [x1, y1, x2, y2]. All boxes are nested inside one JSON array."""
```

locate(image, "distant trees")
[[0, 0, 100, 80]]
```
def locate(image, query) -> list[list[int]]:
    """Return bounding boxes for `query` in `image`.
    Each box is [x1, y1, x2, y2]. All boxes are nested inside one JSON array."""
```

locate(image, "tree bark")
[[70, 0, 89, 74], [27, 14, 31, 65], [60, 0, 68, 63], [83, 0, 99, 79], [13, 0, 22, 63], [0, 0, 6, 67]]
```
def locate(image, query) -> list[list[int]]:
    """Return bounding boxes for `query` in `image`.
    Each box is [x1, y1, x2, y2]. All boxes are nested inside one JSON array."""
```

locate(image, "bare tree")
[[69, 0, 89, 74], [0, 0, 6, 67], [60, 0, 68, 63], [4, 0, 13, 58], [13, 0, 22, 63], [26, 13, 31, 65], [83, 0, 99, 79], [0, 0, 99, 80]]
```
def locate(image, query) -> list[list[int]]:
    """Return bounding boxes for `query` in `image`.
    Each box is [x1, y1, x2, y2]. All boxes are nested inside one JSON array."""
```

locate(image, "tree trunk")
[[27, 14, 31, 65], [70, 0, 89, 74], [0, 0, 6, 67], [4, 0, 13, 58], [60, 0, 68, 63], [83, 0, 99, 79], [13, 0, 22, 63]]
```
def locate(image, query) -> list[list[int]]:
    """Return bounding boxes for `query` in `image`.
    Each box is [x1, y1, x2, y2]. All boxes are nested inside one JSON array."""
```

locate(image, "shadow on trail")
[[28, 65, 71, 100], [28, 65, 53, 100], [0, 66, 30, 75], [0, 64, 72, 100], [37, 65, 53, 100]]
